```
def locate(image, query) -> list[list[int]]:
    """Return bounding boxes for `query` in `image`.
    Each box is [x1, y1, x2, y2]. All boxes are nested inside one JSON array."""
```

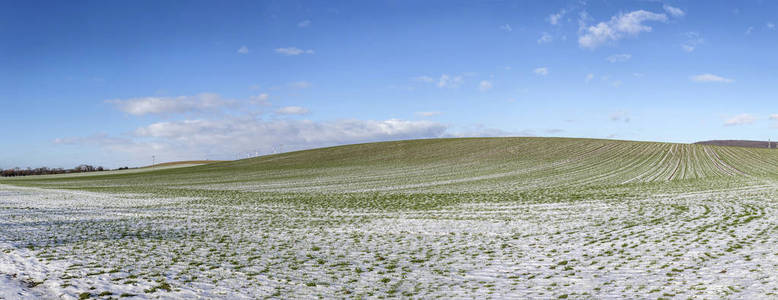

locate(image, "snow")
[[4, 181, 778, 298]]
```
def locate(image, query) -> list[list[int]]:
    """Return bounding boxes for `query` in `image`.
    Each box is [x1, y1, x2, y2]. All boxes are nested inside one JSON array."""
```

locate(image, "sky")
[[2, 0, 778, 168]]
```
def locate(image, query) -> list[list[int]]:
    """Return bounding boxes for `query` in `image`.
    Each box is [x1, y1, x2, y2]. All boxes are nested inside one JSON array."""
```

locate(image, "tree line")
[[0, 164, 128, 177]]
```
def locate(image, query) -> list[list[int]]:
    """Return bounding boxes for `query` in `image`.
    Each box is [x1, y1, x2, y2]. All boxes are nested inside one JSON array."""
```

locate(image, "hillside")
[[4, 137, 778, 206]]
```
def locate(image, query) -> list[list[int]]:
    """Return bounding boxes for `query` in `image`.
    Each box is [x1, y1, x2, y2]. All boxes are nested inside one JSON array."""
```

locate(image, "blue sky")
[[2, 0, 778, 168]]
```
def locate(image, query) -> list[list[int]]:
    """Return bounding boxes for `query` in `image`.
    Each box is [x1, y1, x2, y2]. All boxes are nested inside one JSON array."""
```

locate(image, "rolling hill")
[[4, 137, 778, 201]]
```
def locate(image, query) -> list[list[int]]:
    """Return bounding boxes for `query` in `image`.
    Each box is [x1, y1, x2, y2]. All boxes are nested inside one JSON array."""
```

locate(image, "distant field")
[[696, 139, 778, 149], [3, 137, 778, 298]]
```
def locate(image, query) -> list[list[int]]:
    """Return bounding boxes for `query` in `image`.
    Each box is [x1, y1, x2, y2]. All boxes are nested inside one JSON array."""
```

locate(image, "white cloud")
[[276, 106, 310, 115], [533, 67, 549, 76], [606, 54, 631, 63], [770, 114, 778, 120], [663, 5, 685, 17], [297, 20, 311, 28], [746, 26, 754, 35], [134, 119, 447, 142], [585, 73, 594, 83], [413, 74, 463, 88], [690, 73, 734, 83], [275, 47, 315, 56], [499, 24, 512, 32], [548, 9, 566, 25], [768, 22, 776, 30], [537, 32, 553, 44], [250, 93, 270, 106], [479, 80, 493, 92], [724, 114, 756, 126], [578, 10, 668, 49], [106, 93, 234, 116], [416, 111, 441, 117], [437, 74, 464, 88], [681, 32, 703, 52], [237, 46, 249, 54]]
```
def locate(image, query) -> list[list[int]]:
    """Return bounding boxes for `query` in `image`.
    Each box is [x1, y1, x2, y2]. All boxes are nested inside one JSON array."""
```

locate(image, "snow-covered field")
[[3, 138, 778, 298], [3, 183, 778, 298]]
